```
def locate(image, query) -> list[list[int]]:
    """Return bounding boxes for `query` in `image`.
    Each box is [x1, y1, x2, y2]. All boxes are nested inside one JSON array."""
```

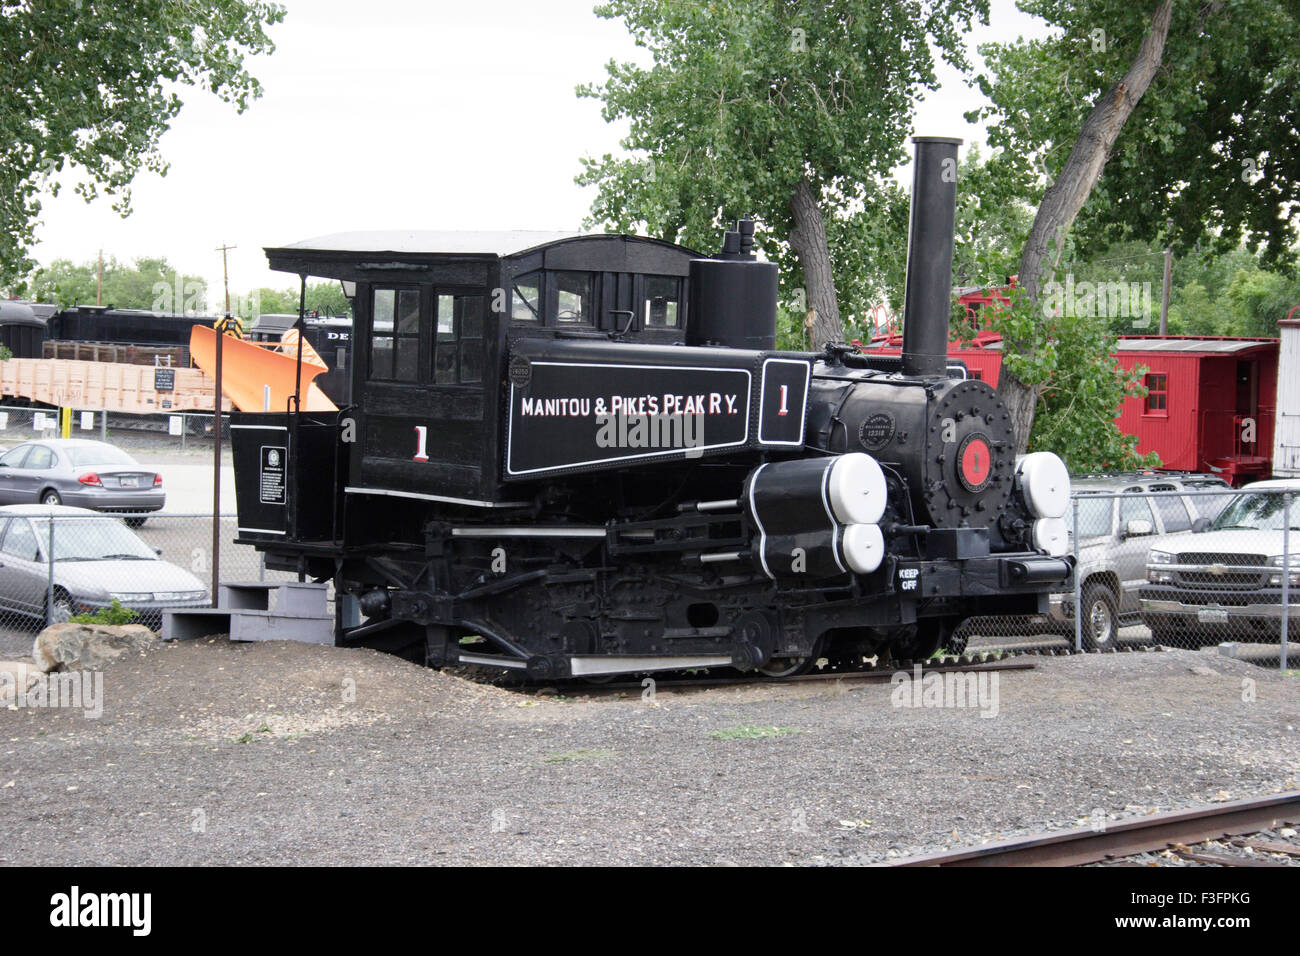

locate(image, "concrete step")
[[217, 581, 329, 616], [161, 608, 231, 642], [229, 609, 333, 645], [163, 607, 335, 644]]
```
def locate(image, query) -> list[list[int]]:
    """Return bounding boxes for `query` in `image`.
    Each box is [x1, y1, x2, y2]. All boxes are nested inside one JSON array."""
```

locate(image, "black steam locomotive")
[[231, 137, 1073, 678]]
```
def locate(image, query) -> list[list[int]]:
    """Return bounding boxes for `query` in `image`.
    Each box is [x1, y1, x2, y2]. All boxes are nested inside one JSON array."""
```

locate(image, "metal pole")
[[1282, 493, 1291, 671], [1159, 246, 1172, 335], [290, 277, 306, 581], [216, 242, 237, 315], [212, 329, 224, 599], [45, 517, 55, 627], [99, 407, 106, 441], [1073, 495, 1083, 652]]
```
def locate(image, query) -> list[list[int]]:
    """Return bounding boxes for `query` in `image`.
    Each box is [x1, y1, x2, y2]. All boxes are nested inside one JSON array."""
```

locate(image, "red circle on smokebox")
[[960, 438, 991, 488]]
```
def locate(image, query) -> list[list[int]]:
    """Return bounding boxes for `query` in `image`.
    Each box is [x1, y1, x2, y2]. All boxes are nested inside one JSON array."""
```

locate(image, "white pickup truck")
[[1139, 479, 1300, 644]]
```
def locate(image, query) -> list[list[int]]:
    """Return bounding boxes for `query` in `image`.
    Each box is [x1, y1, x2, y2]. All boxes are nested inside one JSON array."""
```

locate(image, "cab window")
[[644, 276, 681, 328], [554, 271, 595, 326], [511, 273, 541, 322], [434, 293, 485, 385], [370, 288, 421, 382]]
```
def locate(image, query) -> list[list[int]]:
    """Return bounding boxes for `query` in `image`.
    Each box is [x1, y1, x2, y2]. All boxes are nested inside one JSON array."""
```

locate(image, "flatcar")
[[230, 137, 1074, 678], [31, 305, 357, 407]]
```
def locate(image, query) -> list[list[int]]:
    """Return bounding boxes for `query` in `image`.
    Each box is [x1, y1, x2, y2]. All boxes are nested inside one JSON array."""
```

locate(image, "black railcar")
[[230, 138, 1074, 678], [47, 305, 221, 348], [0, 300, 50, 358]]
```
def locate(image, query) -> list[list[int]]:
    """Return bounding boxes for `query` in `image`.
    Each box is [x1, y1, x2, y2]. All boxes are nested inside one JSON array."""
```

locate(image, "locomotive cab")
[[238, 231, 713, 558]]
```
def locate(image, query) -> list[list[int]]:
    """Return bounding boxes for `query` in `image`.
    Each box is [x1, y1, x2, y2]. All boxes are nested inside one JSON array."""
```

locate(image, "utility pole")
[[215, 242, 236, 316], [1159, 246, 1172, 336], [212, 242, 236, 603], [96, 250, 103, 306]]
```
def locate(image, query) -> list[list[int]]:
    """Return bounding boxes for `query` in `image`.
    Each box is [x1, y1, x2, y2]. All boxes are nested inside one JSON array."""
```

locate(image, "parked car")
[[0, 505, 207, 628], [1140, 478, 1300, 644], [1049, 472, 1231, 649], [0, 438, 164, 526]]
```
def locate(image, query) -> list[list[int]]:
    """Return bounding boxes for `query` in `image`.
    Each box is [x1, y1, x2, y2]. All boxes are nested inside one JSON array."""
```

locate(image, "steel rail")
[[554, 655, 1037, 694], [891, 791, 1300, 867]]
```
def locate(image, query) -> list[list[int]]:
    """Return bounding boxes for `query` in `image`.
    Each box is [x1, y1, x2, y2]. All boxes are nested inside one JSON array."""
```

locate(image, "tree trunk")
[[788, 177, 843, 349], [1000, 0, 1174, 452]]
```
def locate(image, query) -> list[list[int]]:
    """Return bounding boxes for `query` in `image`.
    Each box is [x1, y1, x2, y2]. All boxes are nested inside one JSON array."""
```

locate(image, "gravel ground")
[[1, 638, 1297, 865]]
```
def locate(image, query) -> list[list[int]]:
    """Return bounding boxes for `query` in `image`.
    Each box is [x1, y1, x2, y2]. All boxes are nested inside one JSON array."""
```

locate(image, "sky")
[[26, 0, 1050, 307]]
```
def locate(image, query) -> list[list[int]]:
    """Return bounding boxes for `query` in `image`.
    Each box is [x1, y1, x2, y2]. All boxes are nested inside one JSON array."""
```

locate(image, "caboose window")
[[554, 271, 595, 326], [434, 292, 485, 385], [1143, 373, 1168, 414], [371, 288, 420, 382], [644, 276, 680, 328]]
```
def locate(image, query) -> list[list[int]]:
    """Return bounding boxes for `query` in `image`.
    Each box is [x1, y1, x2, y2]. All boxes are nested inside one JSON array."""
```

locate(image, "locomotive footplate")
[[893, 553, 1074, 605]]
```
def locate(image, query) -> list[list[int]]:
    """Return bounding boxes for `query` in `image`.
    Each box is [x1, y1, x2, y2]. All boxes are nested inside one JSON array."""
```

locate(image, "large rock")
[[0, 660, 39, 702], [32, 622, 158, 673]]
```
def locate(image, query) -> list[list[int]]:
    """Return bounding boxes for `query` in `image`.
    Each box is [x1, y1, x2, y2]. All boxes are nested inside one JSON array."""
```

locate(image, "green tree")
[[577, 0, 989, 348], [951, 145, 1033, 297], [1225, 269, 1300, 338], [240, 283, 353, 323], [24, 256, 207, 311], [971, 0, 1300, 451], [1, 0, 286, 282], [994, 286, 1156, 471]]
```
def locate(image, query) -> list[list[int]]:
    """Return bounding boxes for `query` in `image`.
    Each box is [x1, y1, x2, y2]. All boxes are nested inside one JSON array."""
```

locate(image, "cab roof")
[[263, 231, 703, 281], [271, 230, 586, 258]]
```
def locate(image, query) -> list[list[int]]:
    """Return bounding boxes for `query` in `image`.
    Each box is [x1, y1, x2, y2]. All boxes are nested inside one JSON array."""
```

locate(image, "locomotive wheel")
[[758, 638, 824, 677], [1080, 582, 1119, 651], [891, 619, 952, 663]]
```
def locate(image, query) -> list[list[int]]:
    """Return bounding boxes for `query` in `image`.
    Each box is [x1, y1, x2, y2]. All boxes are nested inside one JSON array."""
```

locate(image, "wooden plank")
[[1231, 838, 1300, 857], [1174, 848, 1288, 867]]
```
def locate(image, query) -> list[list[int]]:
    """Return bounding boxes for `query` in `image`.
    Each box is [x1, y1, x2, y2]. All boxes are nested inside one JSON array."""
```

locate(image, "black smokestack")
[[901, 136, 961, 377]]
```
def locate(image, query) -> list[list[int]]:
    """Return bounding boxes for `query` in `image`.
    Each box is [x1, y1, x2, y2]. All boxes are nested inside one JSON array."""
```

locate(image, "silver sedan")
[[0, 438, 165, 526], [0, 505, 208, 627]]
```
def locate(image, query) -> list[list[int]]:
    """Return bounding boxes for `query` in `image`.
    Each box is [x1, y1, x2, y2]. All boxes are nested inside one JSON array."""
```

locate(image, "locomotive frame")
[[231, 138, 1075, 679]]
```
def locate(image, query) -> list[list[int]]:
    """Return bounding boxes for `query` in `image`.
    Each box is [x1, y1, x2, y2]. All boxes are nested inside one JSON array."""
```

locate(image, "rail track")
[[563, 653, 1038, 695], [468, 641, 1164, 694], [891, 791, 1300, 867]]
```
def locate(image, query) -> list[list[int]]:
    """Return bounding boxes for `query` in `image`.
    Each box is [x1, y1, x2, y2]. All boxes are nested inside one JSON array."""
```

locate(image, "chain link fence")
[[0, 432, 1293, 675], [957, 484, 1298, 670], [0, 511, 293, 644], [0, 403, 231, 453]]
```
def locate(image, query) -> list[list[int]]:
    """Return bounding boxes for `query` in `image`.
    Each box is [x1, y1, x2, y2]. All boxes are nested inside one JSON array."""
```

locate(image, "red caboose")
[[1112, 337, 1277, 485], [860, 319, 1278, 483]]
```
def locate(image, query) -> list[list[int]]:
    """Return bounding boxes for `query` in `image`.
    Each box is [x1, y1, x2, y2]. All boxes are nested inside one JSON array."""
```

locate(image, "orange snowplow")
[[189, 324, 338, 412]]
